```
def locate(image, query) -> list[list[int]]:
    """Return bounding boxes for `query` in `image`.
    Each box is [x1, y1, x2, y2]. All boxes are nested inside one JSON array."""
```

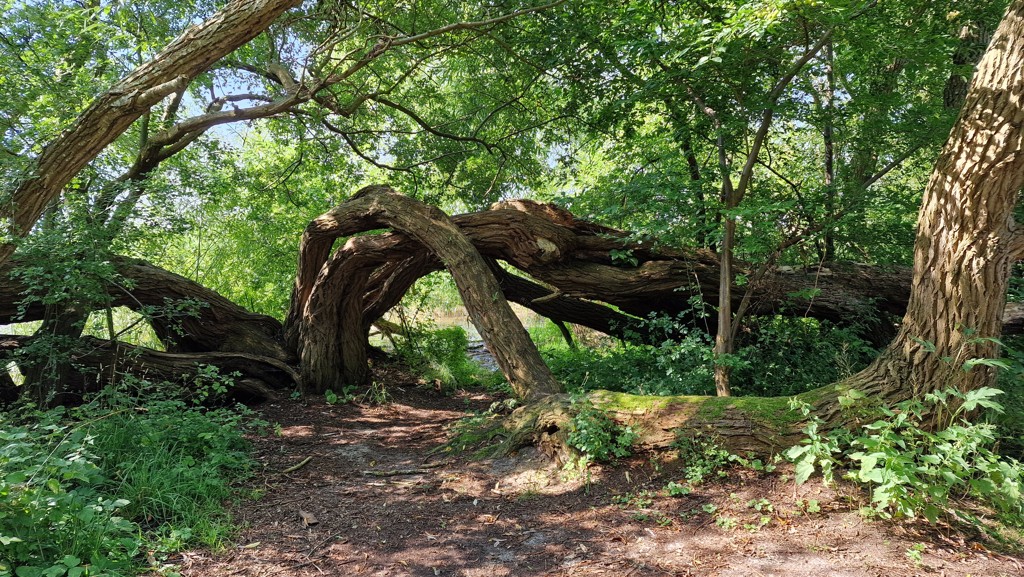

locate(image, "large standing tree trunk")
[[466, 0, 1024, 457], [0, 0, 302, 266], [834, 0, 1024, 409]]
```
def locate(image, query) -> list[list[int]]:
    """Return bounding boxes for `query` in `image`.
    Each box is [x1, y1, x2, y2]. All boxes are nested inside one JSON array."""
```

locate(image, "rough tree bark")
[[0, 256, 293, 404], [463, 0, 1024, 455], [289, 185, 561, 399], [0, 256, 288, 360], [0, 0, 302, 266], [828, 0, 1024, 409], [1, 335, 296, 406]]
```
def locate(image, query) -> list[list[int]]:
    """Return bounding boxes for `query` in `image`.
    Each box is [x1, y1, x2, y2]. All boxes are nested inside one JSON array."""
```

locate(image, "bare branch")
[[862, 144, 925, 189], [322, 119, 411, 172], [147, 93, 304, 148], [370, 96, 495, 151]]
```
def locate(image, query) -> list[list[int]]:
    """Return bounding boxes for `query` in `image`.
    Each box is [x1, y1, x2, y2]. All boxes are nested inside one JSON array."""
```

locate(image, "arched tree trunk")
[[290, 186, 561, 399], [299, 234, 418, 391]]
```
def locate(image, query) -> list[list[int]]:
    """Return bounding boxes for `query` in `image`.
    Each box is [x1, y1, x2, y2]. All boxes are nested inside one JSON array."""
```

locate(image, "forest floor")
[[174, 373, 1024, 577]]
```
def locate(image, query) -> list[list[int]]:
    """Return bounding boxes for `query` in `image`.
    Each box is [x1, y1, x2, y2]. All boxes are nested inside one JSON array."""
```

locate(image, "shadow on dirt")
[[175, 385, 1024, 577]]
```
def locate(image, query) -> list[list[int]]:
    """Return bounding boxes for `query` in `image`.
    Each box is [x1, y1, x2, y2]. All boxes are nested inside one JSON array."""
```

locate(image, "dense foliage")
[[531, 315, 876, 397], [787, 385, 1024, 527], [0, 385, 259, 576]]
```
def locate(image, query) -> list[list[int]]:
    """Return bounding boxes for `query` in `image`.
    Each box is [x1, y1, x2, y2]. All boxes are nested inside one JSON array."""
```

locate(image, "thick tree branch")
[[0, 0, 303, 265]]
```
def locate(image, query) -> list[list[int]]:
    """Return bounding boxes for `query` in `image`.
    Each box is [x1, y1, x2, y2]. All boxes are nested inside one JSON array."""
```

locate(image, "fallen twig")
[[281, 456, 313, 474], [361, 468, 432, 477], [306, 531, 347, 558], [256, 496, 308, 509]]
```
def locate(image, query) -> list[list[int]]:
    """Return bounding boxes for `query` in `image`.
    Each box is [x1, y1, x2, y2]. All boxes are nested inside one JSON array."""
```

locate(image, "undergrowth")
[[566, 396, 636, 464], [786, 386, 1024, 528], [532, 314, 876, 397], [394, 325, 502, 392], [0, 383, 260, 577]]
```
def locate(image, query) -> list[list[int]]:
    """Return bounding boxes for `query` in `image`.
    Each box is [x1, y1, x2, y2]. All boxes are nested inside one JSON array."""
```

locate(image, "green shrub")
[[0, 409, 138, 577], [400, 326, 497, 390], [567, 397, 636, 463], [672, 433, 733, 484], [787, 387, 1024, 525], [732, 316, 876, 397], [535, 314, 876, 398], [84, 398, 255, 548], [0, 387, 259, 576], [535, 320, 716, 396]]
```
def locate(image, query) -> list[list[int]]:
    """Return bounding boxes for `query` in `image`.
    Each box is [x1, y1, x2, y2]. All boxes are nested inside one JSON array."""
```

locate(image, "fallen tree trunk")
[[452, 389, 807, 461], [1, 334, 295, 405], [286, 186, 1024, 402], [487, 261, 652, 342], [456, 201, 913, 341], [0, 256, 289, 360], [289, 196, 915, 347]]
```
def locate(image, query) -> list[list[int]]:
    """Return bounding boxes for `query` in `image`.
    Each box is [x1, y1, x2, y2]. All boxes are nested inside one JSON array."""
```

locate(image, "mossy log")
[[464, 388, 817, 460]]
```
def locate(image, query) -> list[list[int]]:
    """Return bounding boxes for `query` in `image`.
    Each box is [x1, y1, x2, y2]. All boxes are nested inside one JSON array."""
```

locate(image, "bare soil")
[[173, 378, 1024, 577]]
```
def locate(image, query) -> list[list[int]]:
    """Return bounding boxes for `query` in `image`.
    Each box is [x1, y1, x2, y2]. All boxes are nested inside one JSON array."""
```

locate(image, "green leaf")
[[857, 452, 880, 476], [785, 445, 809, 459], [970, 478, 996, 495], [5, 471, 27, 484], [960, 387, 1004, 413], [794, 458, 815, 484], [961, 358, 1011, 372], [60, 556, 80, 568], [911, 337, 936, 353], [862, 468, 885, 484]]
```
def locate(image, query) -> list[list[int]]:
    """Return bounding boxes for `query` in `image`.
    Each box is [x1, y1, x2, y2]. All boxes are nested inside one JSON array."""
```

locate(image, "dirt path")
[[175, 385, 1023, 577]]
